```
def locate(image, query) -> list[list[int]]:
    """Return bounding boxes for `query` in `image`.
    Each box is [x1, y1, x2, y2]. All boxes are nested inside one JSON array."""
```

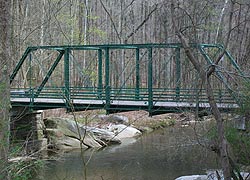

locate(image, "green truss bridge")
[[10, 43, 244, 116]]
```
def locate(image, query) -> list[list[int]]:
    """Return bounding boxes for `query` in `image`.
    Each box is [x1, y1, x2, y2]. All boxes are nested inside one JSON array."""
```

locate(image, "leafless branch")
[[122, 0, 136, 14], [99, 0, 121, 42], [207, 1, 235, 76], [124, 4, 158, 43], [22, 0, 71, 43], [171, 2, 204, 77]]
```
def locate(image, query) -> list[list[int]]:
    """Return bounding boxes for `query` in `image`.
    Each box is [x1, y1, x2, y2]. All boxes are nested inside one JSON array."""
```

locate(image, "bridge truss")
[[10, 43, 245, 115]]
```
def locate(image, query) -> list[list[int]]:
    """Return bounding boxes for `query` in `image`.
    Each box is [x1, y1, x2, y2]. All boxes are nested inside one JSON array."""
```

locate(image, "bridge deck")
[[11, 96, 239, 115]]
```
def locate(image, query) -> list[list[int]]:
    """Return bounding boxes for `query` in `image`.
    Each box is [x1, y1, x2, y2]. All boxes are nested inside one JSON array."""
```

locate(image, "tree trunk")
[[206, 77, 232, 179], [170, 1, 233, 179], [0, 1, 11, 179], [40, 0, 46, 46]]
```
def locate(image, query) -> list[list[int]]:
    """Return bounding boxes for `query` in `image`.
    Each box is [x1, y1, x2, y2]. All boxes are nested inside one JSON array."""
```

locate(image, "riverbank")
[[42, 109, 216, 152], [71, 110, 244, 131], [42, 109, 247, 152], [44, 109, 207, 132]]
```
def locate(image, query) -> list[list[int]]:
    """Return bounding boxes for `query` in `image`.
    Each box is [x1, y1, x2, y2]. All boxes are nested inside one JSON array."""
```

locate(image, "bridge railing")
[[11, 87, 236, 107]]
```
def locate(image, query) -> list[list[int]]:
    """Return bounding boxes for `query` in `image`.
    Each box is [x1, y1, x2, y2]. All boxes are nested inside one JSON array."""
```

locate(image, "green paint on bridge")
[[10, 43, 246, 116]]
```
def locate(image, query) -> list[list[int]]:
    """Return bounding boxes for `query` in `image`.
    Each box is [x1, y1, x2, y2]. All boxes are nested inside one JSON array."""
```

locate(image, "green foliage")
[[168, 118, 176, 126], [0, 81, 7, 92], [70, 29, 84, 44], [97, 109, 106, 115], [82, 68, 98, 85], [148, 118, 176, 129], [238, 81, 250, 115], [88, 27, 107, 38], [53, 4, 105, 44], [207, 122, 250, 165], [225, 126, 250, 165], [87, 15, 100, 20], [8, 159, 43, 180], [7, 145, 44, 180]]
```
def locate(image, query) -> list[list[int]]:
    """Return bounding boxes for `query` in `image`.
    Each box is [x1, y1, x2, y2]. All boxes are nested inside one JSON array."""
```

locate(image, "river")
[[36, 124, 218, 180]]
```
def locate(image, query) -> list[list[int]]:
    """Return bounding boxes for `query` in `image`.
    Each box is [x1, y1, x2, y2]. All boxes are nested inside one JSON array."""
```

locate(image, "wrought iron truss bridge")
[[10, 43, 246, 116]]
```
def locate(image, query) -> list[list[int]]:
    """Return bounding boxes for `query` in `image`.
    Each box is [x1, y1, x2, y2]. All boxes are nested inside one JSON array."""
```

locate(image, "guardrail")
[[10, 87, 236, 105]]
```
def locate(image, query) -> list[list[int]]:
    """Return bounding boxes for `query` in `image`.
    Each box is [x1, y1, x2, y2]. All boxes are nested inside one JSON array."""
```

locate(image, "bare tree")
[[0, 1, 11, 179], [170, 0, 238, 179]]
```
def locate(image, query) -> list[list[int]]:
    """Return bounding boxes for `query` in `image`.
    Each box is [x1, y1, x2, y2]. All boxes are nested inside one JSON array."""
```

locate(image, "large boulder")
[[44, 118, 121, 150], [87, 126, 121, 145], [46, 129, 89, 150], [106, 124, 142, 139]]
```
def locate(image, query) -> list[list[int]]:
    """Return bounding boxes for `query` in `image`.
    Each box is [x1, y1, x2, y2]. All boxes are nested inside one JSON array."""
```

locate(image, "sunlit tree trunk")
[[40, 0, 46, 46], [216, 0, 229, 43]]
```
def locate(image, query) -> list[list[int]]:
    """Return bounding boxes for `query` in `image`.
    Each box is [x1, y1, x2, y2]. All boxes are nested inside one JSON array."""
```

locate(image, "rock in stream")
[[44, 117, 141, 151]]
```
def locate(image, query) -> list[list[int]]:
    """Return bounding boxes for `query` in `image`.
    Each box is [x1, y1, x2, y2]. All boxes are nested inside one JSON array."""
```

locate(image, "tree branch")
[[207, 1, 235, 76], [122, 0, 136, 14], [124, 4, 158, 43], [170, 1, 204, 77], [99, 0, 121, 42]]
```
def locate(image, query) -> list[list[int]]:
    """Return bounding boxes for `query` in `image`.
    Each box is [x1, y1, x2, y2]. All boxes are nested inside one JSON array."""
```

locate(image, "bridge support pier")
[[10, 107, 47, 155]]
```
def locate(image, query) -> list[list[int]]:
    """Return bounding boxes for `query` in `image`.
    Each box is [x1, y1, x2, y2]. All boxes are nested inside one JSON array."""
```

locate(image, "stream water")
[[36, 125, 218, 180]]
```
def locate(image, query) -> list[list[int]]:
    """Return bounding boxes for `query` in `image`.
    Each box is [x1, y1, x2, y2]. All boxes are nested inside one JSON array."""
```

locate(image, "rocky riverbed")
[[43, 110, 184, 151], [42, 109, 245, 152]]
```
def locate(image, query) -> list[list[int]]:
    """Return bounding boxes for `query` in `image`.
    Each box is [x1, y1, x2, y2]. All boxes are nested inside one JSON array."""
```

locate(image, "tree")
[[0, 0, 11, 179], [170, 0, 239, 179]]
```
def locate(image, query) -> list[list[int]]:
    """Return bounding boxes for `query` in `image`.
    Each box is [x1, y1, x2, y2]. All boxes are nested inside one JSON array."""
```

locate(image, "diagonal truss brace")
[[10, 48, 33, 84], [34, 50, 65, 98], [198, 45, 245, 105]]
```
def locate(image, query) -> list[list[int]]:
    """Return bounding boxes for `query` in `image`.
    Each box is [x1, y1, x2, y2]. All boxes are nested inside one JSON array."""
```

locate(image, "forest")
[[1, 0, 250, 179], [7, 0, 250, 88]]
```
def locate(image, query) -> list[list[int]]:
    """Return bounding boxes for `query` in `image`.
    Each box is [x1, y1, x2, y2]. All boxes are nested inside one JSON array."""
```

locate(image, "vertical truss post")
[[29, 54, 33, 110], [175, 47, 181, 101], [105, 48, 110, 114], [148, 48, 153, 116], [64, 48, 70, 108], [29, 88, 34, 112], [98, 49, 103, 98], [29, 53, 32, 90], [135, 48, 140, 100]]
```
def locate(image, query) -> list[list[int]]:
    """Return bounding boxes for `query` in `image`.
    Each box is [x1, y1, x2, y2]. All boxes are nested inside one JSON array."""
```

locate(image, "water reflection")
[[37, 125, 218, 180]]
